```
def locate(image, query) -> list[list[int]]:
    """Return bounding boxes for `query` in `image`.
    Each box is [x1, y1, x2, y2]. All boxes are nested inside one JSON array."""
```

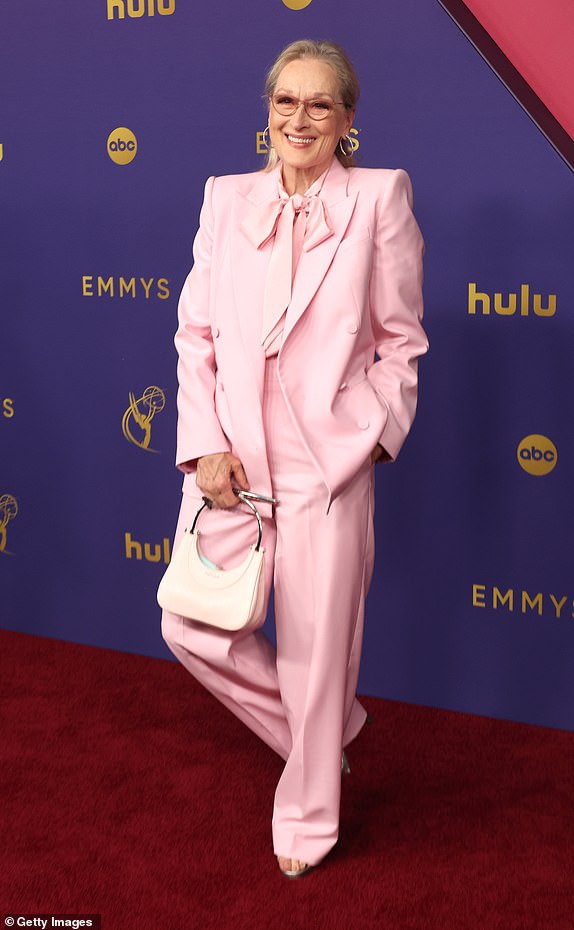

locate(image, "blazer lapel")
[[282, 159, 357, 345], [230, 169, 279, 399], [229, 160, 357, 389]]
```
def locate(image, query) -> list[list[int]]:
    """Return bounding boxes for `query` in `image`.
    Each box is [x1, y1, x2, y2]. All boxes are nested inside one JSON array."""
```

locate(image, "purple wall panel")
[[1, 0, 573, 729]]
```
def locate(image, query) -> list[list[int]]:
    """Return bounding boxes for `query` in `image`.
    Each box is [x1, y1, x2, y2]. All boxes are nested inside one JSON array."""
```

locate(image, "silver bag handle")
[[190, 489, 277, 552]]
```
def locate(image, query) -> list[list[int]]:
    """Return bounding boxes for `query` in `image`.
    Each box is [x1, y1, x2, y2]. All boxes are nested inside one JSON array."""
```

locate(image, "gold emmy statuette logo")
[[122, 385, 166, 452], [281, 0, 313, 9], [0, 494, 18, 555], [107, 127, 138, 165], [517, 434, 557, 476]]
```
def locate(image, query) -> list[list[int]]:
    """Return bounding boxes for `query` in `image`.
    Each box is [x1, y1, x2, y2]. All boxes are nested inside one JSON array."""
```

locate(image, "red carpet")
[[1, 628, 573, 930]]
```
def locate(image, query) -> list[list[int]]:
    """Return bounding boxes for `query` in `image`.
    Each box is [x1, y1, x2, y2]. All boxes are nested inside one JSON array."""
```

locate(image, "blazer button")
[[347, 322, 358, 334], [213, 327, 220, 338], [357, 418, 370, 430]]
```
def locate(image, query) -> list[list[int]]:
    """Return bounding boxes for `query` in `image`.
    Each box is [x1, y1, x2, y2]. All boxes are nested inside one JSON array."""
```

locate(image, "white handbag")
[[157, 491, 271, 631]]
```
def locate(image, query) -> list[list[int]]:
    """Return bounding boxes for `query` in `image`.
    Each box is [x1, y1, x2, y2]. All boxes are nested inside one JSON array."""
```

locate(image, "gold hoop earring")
[[262, 125, 271, 149], [338, 134, 354, 157]]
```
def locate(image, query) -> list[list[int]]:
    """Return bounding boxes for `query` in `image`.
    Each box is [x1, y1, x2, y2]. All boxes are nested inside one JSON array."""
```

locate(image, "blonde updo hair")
[[263, 39, 360, 170]]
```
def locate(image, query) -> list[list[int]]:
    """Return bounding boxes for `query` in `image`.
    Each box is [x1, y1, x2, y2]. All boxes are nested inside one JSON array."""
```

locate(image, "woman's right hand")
[[196, 452, 250, 509]]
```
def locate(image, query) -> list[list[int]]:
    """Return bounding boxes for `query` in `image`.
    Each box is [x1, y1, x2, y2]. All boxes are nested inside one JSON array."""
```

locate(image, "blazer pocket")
[[334, 369, 378, 427]]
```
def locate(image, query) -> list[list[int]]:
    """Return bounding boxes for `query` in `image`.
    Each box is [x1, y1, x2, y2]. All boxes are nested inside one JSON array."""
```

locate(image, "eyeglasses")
[[269, 93, 348, 121]]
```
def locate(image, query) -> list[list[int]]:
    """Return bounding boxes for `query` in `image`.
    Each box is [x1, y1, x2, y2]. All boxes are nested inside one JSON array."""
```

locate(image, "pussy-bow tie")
[[242, 191, 333, 253], [242, 192, 333, 347]]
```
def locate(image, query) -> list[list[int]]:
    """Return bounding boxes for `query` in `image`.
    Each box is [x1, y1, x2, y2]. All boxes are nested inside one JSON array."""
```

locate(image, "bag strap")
[[190, 490, 264, 551]]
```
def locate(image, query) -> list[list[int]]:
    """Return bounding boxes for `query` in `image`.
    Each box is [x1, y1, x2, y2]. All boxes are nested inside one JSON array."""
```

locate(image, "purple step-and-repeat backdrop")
[[1, 0, 573, 730]]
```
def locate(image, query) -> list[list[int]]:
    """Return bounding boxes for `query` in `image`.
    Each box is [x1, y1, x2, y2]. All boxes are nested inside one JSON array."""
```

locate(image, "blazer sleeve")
[[367, 168, 428, 460], [174, 176, 232, 472]]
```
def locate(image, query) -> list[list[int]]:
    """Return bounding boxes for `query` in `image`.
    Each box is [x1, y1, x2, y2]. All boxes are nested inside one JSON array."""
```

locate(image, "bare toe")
[[277, 856, 311, 877]]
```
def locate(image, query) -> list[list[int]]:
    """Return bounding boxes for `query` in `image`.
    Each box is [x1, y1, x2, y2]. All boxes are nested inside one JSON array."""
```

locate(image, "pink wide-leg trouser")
[[162, 358, 375, 865]]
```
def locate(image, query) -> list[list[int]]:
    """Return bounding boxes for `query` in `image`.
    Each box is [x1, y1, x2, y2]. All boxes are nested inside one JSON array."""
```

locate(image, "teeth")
[[287, 135, 314, 144]]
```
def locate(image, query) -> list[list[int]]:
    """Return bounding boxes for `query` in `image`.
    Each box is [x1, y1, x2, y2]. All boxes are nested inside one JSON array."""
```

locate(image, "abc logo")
[[281, 0, 313, 8], [107, 127, 137, 165], [517, 434, 557, 476]]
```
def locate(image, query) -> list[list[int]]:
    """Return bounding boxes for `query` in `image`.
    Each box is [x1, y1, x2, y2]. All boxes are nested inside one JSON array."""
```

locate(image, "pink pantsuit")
[[161, 157, 428, 865]]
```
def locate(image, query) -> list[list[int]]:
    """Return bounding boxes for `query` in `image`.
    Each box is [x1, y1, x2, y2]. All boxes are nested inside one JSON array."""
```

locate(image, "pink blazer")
[[175, 157, 428, 515]]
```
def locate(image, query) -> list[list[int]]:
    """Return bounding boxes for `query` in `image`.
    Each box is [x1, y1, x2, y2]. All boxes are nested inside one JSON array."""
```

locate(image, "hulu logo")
[[124, 532, 171, 564]]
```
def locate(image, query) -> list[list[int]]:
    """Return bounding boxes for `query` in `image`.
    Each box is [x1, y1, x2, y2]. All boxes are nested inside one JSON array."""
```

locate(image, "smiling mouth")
[[286, 134, 315, 145]]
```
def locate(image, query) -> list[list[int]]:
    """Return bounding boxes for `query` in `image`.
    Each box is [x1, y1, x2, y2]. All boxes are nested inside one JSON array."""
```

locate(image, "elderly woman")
[[161, 38, 427, 878]]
